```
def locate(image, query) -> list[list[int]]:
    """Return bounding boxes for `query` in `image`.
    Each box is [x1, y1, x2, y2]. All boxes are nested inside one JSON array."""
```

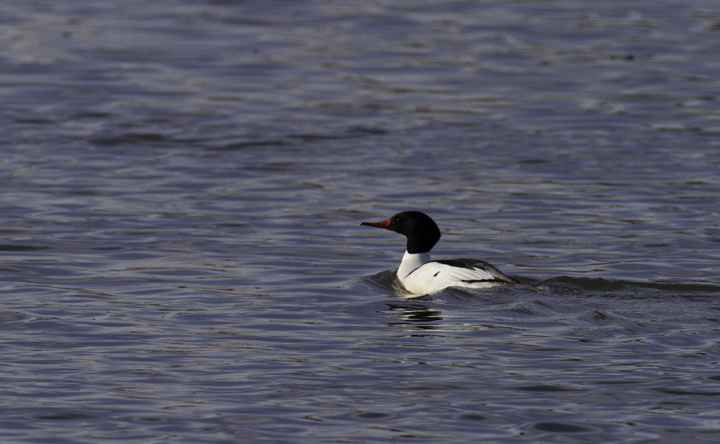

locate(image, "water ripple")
[[1, 0, 720, 442]]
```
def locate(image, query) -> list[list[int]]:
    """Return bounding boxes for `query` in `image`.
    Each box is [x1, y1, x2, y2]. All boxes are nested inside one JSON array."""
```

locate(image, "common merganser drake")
[[361, 211, 520, 295]]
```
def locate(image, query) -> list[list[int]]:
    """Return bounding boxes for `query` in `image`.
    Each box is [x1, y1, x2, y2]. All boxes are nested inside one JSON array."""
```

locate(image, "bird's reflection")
[[385, 302, 443, 329]]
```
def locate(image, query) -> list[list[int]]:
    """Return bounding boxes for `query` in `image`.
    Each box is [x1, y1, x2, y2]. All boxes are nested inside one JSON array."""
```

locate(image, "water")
[[1, 0, 720, 442]]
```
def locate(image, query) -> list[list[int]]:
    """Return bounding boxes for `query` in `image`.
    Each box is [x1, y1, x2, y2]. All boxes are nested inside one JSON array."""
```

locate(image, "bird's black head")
[[361, 211, 441, 254]]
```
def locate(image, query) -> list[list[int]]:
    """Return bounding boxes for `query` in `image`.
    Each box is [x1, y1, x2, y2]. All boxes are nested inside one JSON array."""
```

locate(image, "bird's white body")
[[398, 251, 503, 295]]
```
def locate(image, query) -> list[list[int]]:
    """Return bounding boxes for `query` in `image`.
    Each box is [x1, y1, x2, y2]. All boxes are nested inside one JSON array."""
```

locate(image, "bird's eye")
[[394, 217, 401, 223]]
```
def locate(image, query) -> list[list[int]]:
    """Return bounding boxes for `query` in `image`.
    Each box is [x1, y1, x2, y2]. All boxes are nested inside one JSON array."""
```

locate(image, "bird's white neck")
[[398, 251, 431, 280]]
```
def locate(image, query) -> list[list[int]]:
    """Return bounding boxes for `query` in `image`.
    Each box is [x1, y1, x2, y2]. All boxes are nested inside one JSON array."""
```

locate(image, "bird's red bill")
[[361, 218, 392, 230]]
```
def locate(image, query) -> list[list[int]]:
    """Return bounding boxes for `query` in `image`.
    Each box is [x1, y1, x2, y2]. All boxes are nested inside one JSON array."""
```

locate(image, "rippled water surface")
[[2, 0, 720, 442]]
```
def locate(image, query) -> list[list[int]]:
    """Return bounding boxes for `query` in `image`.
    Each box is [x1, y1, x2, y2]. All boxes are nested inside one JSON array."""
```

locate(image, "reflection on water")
[[386, 302, 444, 328]]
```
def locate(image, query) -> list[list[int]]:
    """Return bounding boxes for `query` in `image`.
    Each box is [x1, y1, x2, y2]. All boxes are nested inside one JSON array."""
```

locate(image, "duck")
[[361, 211, 520, 295]]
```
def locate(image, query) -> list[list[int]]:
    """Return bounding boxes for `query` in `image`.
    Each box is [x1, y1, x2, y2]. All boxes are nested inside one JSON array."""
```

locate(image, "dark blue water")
[[1, 0, 720, 442]]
